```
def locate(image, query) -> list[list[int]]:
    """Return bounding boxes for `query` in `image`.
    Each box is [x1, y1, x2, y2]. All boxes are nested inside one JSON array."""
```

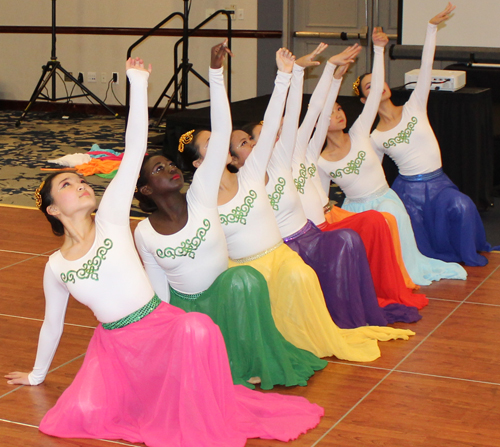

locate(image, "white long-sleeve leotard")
[[134, 68, 231, 297], [218, 70, 292, 259], [293, 62, 343, 224], [318, 46, 388, 200], [266, 64, 309, 238], [370, 23, 442, 175], [29, 69, 154, 385]]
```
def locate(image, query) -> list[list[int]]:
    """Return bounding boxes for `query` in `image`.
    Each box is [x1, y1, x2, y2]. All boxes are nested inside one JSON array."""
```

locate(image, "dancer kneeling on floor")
[[134, 40, 326, 391], [363, 3, 491, 267], [5, 55, 323, 447]]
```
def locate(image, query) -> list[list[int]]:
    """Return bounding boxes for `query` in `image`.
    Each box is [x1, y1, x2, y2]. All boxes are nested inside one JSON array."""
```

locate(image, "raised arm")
[[6, 263, 70, 386], [308, 45, 362, 163], [98, 58, 151, 225], [190, 40, 233, 207], [351, 29, 388, 137], [295, 44, 360, 164], [411, 3, 455, 109], [244, 48, 294, 178]]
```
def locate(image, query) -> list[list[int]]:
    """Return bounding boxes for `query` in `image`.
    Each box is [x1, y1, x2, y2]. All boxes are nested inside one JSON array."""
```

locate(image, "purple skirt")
[[393, 169, 491, 267], [284, 221, 419, 329]]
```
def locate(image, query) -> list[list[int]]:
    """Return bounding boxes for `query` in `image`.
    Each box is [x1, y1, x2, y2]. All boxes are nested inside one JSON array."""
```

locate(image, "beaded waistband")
[[344, 184, 389, 204], [169, 286, 204, 301], [102, 295, 161, 330], [399, 167, 444, 182], [231, 240, 283, 264], [283, 220, 314, 243]]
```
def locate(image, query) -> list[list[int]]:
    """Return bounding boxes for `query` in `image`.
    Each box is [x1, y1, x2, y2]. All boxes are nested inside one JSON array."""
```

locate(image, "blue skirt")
[[392, 170, 491, 266], [342, 186, 467, 286], [284, 221, 420, 328]]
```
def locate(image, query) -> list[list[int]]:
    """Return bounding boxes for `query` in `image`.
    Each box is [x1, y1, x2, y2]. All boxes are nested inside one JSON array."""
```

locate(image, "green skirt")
[[169, 265, 327, 390]]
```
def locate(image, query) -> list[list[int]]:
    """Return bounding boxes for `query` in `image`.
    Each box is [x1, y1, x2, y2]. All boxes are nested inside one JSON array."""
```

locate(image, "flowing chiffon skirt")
[[39, 303, 324, 447], [342, 187, 467, 286], [285, 221, 421, 326], [392, 171, 491, 267], [325, 205, 417, 290], [169, 265, 327, 390], [228, 243, 415, 361], [320, 208, 428, 312]]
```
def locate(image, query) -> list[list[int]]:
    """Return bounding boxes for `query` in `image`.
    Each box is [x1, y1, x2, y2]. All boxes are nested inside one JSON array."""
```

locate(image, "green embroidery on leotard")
[[294, 163, 308, 194], [61, 238, 113, 283], [307, 163, 317, 178], [219, 190, 257, 225], [329, 151, 366, 179], [268, 177, 286, 211], [383, 116, 418, 148], [156, 219, 211, 260]]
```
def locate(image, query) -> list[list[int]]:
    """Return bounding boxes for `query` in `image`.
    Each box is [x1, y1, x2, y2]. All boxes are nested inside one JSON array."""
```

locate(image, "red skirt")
[[320, 208, 428, 311]]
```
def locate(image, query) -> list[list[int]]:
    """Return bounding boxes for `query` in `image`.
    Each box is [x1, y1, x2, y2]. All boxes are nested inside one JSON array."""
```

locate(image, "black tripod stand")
[[15, 0, 118, 127]]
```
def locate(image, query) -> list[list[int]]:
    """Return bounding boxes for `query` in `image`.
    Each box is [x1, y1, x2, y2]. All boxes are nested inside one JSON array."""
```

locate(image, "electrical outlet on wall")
[[112, 72, 119, 84], [88, 72, 97, 83], [101, 72, 107, 83], [222, 4, 236, 20]]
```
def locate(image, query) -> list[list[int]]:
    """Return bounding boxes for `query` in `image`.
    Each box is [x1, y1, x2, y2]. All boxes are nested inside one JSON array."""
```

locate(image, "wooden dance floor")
[[1, 204, 499, 446]]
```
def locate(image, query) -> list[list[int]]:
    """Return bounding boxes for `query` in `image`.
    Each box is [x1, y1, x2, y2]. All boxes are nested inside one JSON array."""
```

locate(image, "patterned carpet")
[[0, 110, 166, 216]]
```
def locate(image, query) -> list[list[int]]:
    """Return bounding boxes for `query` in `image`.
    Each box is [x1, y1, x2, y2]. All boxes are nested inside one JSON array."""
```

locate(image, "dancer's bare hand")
[[372, 27, 389, 48], [5, 371, 31, 385], [329, 44, 362, 67], [295, 43, 328, 68], [430, 2, 456, 25], [276, 48, 295, 74], [126, 57, 152, 74], [211, 39, 233, 69]]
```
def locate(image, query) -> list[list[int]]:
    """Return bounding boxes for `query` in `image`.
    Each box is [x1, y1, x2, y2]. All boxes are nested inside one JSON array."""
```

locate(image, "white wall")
[[401, 0, 500, 48], [0, 0, 258, 106]]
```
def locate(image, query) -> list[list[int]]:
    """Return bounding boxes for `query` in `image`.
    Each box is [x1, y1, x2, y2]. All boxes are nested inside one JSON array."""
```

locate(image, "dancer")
[[237, 44, 423, 326], [317, 26, 467, 286], [181, 47, 415, 361], [5, 56, 324, 447], [134, 41, 326, 391], [362, 3, 491, 266]]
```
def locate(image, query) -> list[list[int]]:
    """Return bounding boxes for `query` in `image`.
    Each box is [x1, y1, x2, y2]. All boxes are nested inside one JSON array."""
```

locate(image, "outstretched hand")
[[329, 44, 362, 67], [295, 42, 328, 68], [276, 48, 295, 74], [126, 57, 152, 74], [5, 371, 31, 386], [211, 39, 233, 69], [372, 27, 389, 48], [430, 2, 456, 25]]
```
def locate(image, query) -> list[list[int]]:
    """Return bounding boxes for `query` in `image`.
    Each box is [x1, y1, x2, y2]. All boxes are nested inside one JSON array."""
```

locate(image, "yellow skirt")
[[228, 243, 415, 362]]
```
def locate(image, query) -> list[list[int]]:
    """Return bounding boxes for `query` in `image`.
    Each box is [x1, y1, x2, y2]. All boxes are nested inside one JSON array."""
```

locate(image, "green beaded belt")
[[102, 295, 161, 330], [169, 286, 204, 301]]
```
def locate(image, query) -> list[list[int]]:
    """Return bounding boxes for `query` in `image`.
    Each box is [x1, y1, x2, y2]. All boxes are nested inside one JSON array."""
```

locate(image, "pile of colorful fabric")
[[47, 144, 125, 178]]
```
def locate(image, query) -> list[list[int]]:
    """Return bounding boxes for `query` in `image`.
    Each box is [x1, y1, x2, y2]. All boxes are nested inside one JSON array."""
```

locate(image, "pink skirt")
[[39, 302, 323, 447]]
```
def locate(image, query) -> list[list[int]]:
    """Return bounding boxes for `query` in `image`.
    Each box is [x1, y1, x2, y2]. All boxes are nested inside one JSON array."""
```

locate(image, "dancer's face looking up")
[[229, 130, 256, 169], [328, 103, 347, 132], [46, 173, 96, 219], [141, 155, 184, 194]]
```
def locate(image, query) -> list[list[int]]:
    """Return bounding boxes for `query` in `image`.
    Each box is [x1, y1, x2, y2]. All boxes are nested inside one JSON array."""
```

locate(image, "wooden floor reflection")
[[1, 205, 499, 447]]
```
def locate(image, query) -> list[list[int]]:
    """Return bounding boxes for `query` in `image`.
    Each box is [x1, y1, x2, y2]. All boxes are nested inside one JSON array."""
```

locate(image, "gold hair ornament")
[[35, 181, 45, 209], [260, 120, 264, 125], [352, 76, 361, 96], [178, 129, 195, 153]]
